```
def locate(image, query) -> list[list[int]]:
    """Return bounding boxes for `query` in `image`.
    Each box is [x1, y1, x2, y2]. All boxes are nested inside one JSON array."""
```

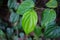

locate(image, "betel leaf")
[[34, 26, 42, 37], [22, 9, 38, 35], [16, 0, 34, 15], [41, 9, 56, 27], [9, 10, 19, 23], [46, 0, 58, 8], [44, 25, 60, 38]]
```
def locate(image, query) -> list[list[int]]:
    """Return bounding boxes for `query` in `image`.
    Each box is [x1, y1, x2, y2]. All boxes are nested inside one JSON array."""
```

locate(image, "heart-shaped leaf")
[[16, 0, 34, 15], [41, 9, 56, 27], [22, 9, 38, 35], [44, 25, 60, 38], [46, 0, 58, 8]]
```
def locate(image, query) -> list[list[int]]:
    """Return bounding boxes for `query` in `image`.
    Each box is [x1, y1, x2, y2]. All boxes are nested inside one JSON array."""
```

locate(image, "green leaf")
[[16, 0, 34, 15], [8, 0, 19, 10], [9, 10, 19, 23], [44, 25, 60, 38], [41, 9, 56, 27], [22, 9, 38, 35], [34, 26, 42, 37], [0, 30, 5, 38], [46, 21, 56, 27], [46, 0, 58, 8]]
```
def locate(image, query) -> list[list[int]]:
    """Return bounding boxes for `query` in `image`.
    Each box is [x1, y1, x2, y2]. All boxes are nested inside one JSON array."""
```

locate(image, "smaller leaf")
[[34, 26, 42, 37], [8, 0, 19, 10], [46, 0, 58, 8], [16, 0, 34, 15], [41, 9, 56, 27], [14, 3, 19, 10], [9, 9, 19, 23]]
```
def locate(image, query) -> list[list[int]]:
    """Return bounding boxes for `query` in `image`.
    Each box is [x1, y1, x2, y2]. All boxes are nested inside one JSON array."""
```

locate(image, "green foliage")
[[8, 0, 19, 10], [9, 10, 19, 23], [41, 9, 56, 27], [22, 9, 38, 34], [7, 0, 59, 39], [46, 0, 58, 8], [0, 0, 59, 39], [13, 17, 22, 30], [34, 26, 42, 37], [0, 30, 5, 38], [16, 0, 34, 15], [44, 25, 60, 38]]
